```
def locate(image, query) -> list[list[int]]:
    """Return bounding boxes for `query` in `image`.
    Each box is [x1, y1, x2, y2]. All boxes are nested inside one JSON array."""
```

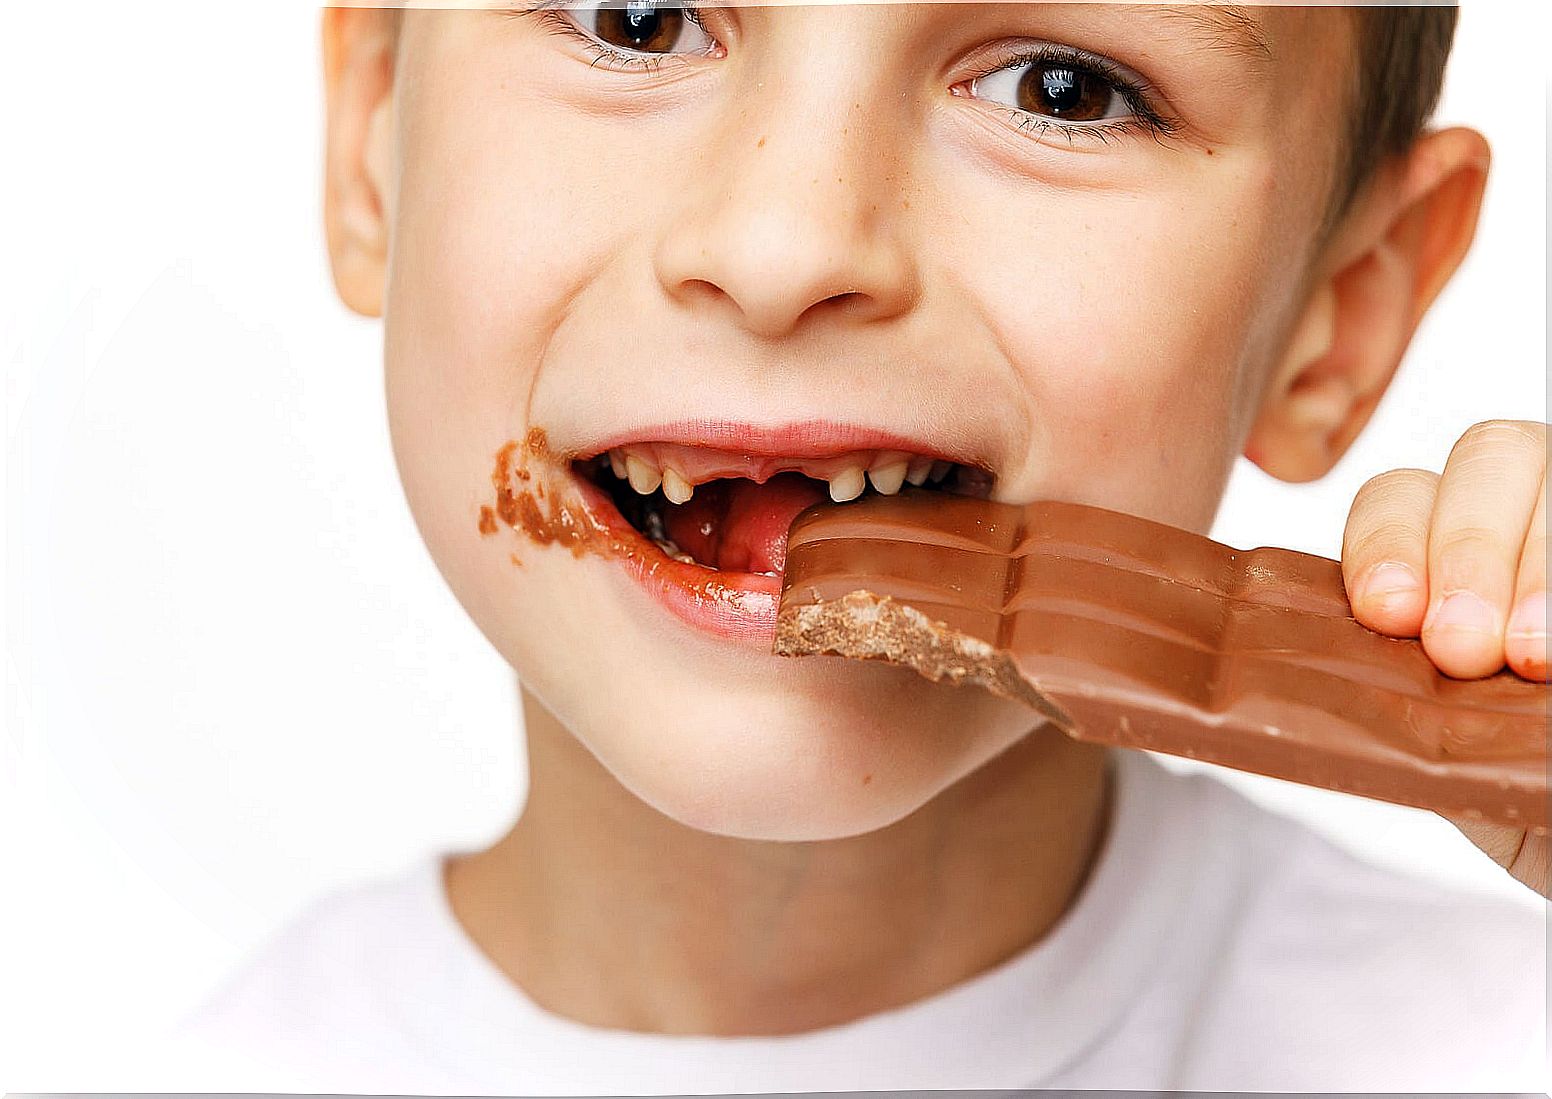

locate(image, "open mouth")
[[570, 444, 996, 578]]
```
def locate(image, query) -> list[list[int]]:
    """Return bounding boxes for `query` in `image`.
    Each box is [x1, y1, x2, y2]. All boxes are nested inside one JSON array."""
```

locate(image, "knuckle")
[[1349, 469, 1438, 527], [1348, 522, 1424, 564], [1434, 524, 1511, 565]]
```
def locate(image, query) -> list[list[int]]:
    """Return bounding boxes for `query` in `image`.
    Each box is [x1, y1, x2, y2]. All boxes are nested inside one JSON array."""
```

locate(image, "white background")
[[2, 1, 1547, 1087]]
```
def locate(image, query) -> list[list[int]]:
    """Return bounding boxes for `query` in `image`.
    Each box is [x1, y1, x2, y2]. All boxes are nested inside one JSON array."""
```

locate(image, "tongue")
[[663, 472, 830, 574]]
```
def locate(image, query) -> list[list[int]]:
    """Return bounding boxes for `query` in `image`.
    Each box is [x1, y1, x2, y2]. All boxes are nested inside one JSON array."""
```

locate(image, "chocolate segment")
[[776, 490, 1549, 834]]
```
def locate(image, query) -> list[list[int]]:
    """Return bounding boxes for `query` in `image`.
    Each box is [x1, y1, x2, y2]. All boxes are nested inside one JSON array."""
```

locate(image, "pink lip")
[[570, 467, 786, 645], [583, 418, 978, 466]]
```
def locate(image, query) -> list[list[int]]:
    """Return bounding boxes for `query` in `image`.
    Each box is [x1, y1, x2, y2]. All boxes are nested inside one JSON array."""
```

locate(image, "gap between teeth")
[[604, 447, 952, 504]]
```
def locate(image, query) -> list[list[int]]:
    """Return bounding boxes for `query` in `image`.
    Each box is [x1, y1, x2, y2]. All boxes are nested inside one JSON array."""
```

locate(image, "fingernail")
[[1507, 593, 1548, 642], [1426, 591, 1499, 636], [1362, 563, 1418, 613]]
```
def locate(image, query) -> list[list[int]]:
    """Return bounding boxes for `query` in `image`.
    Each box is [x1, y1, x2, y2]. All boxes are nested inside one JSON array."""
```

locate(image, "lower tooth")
[[651, 536, 702, 566]]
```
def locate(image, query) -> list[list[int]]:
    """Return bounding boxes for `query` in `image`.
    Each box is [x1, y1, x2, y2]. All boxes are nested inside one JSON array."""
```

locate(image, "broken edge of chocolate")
[[774, 589, 1075, 733]]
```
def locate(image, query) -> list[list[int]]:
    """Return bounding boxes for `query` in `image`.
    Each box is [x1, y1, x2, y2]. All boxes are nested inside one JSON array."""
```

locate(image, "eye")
[[972, 58, 1129, 124], [566, 1, 716, 58]]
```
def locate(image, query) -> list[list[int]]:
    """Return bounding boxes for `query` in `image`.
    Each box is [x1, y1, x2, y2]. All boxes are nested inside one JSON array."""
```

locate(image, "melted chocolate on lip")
[[475, 429, 782, 621]]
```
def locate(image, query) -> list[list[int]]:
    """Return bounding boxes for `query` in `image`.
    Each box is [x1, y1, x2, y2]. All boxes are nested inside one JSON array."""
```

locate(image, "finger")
[[1444, 814, 1551, 899], [1342, 468, 1436, 636], [1423, 421, 1547, 679], [1505, 475, 1548, 680]]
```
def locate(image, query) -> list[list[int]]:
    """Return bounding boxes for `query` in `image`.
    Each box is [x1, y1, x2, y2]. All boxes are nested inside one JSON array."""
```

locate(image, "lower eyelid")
[[539, 8, 718, 73]]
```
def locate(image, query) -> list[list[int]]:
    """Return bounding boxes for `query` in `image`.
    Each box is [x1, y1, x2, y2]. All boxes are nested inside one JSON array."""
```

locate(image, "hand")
[[1342, 419, 1549, 898]]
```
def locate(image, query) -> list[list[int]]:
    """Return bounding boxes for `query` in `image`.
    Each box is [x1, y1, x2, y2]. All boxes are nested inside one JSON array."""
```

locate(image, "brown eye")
[[967, 50, 1142, 134], [563, 1, 719, 63], [1016, 64, 1116, 122], [594, 1, 685, 53]]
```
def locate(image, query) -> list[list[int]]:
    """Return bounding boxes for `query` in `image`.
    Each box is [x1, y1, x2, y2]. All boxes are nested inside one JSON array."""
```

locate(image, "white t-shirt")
[[113, 750, 1548, 1093]]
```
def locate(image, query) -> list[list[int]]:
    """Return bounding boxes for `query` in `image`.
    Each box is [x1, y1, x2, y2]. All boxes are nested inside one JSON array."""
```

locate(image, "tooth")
[[661, 467, 694, 505], [828, 466, 866, 502], [868, 460, 908, 496], [929, 460, 952, 483], [905, 456, 933, 486], [625, 453, 662, 495], [608, 449, 628, 480]]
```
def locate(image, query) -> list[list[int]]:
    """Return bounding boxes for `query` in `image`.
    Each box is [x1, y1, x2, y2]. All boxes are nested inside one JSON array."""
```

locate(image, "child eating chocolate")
[[152, 4, 1549, 1092]]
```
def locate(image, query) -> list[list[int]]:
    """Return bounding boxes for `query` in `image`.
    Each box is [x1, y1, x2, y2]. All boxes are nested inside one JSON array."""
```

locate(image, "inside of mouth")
[[573, 457, 989, 576]]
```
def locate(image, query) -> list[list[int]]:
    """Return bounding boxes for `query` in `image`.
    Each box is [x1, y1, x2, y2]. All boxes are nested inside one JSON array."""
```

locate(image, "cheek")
[[382, 64, 630, 583], [938, 160, 1298, 529]]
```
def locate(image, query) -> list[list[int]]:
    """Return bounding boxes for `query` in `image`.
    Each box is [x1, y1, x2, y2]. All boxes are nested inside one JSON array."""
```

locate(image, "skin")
[[321, 4, 1544, 1037]]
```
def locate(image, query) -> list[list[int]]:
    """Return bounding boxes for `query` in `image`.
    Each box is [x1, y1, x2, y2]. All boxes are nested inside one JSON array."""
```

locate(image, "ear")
[[322, 10, 399, 318], [1245, 127, 1491, 482]]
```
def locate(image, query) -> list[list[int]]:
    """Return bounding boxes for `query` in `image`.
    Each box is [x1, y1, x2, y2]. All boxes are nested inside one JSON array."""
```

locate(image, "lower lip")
[[570, 470, 783, 644]]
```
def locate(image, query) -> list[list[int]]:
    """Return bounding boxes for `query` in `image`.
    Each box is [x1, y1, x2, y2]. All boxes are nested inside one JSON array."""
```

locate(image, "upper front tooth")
[[625, 453, 663, 495], [608, 449, 628, 480], [828, 466, 866, 502], [868, 460, 908, 496], [905, 456, 933, 486], [928, 460, 952, 483], [661, 467, 694, 505]]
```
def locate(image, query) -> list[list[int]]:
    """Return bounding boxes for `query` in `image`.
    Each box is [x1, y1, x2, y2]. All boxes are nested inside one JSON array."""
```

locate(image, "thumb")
[[1444, 815, 1550, 899]]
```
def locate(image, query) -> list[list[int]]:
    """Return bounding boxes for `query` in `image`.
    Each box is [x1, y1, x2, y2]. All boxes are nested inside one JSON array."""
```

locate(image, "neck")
[[445, 687, 1114, 1036]]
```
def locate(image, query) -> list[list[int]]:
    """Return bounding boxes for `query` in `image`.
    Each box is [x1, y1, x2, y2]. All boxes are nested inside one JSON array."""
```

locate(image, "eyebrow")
[[1160, 5, 1275, 65]]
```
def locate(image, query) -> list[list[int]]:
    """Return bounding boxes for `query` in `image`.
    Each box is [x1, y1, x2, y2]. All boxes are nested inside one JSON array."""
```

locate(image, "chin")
[[558, 655, 1037, 842]]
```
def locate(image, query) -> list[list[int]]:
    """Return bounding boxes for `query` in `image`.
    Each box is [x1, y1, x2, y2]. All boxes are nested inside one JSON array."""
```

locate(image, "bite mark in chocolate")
[[774, 591, 1074, 732]]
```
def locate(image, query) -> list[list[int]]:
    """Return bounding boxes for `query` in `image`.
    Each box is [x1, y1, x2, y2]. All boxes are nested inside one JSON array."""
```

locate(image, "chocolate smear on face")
[[478, 429, 620, 560]]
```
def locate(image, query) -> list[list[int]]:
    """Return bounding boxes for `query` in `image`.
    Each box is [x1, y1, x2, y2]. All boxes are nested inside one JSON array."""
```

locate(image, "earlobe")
[[1245, 127, 1491, 483], [322, 10, 399, 318]]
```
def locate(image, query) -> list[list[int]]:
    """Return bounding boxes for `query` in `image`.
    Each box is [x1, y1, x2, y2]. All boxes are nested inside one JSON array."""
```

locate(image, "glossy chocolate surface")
[[776, 490, 1549, 833]]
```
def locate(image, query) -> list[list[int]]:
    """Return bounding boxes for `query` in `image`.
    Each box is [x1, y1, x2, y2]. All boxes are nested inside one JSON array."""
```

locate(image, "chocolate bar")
[[775, 490, 1549, 834]]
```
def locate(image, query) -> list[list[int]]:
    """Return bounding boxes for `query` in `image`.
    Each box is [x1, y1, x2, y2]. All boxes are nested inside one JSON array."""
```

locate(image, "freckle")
[[902, 198, 910, 210], [478, 506, 498, 536], [862, 773, 873, 785], [757, 135, 766, 148], [509, 553, 523, 567], [1206, 148, 1215, 156]]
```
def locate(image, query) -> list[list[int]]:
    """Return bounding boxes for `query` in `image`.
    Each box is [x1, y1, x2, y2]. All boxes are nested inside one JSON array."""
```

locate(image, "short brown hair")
[[1339, 7, 1458, 212]]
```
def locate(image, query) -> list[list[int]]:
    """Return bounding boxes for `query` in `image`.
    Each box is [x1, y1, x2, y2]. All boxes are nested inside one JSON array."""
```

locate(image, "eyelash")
[[968, 45, 1182, 146], [515, 2, 715, 73], [510, 4, 1182, 144]]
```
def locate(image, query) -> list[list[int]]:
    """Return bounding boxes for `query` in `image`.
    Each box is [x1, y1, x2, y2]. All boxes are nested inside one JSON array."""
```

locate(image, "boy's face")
[[369, 4, 1352, 839]]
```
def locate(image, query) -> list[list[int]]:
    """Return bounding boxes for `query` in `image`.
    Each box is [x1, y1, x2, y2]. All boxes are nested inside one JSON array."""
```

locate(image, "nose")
[[652, 99, 921, 340]]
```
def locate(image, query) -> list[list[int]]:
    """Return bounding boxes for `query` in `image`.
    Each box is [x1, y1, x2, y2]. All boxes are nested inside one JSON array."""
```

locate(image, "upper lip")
[[574, 419, 994, 472]]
